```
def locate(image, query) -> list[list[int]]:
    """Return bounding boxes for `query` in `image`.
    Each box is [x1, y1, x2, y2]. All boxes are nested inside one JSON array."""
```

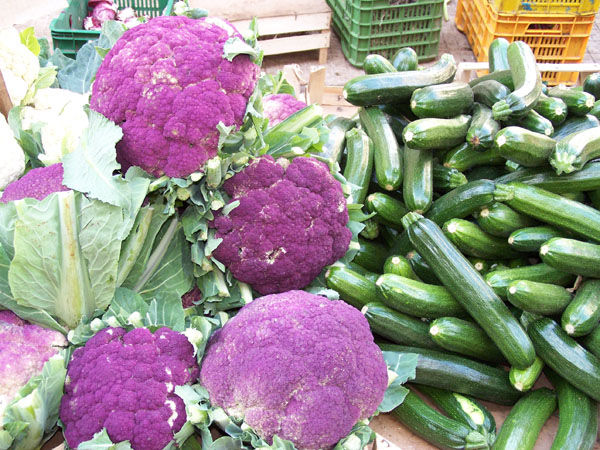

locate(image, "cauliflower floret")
[[20, 88, 89, 165], [0, 115, 25, 190], [262, 93, 307, 127], [199, 290, 388, 450], [0, 27, 40, 105], [1, 163, 69, 203], [211, 155, 352, 294]]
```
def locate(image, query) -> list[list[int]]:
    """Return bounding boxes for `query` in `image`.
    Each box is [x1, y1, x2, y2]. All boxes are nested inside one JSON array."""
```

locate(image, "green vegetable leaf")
[[34, 67, 58, 91], [19, 27, 40, 56], [103, 287, 149, 327], [37, 38, 52, 66], [0, 203, 17, 260], [48, 48, 73, 72], [145, 291, 185, 332], [77, 429, 132, 450], [334, 422, 375, 450], [7, 106, 44, 168], [377, 352, 419, 413]]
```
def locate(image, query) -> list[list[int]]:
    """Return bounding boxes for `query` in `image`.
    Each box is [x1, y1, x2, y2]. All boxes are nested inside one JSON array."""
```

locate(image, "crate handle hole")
[[526, 23, 562, 34]]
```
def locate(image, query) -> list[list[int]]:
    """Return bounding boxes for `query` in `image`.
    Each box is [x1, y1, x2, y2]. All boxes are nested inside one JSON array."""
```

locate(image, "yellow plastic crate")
[[456, 0, 595, 85], [489, 0, 599, 15]]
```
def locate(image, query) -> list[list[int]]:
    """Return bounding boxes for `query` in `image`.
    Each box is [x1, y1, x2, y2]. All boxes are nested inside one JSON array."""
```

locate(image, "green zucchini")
[[390, 388, 488, 450], [533, 94, 567, 126], [476, 202, 536, 237], [383, 255, 417, 279], [376, 273, 464, 318], [488, 38, 510, 72], [443, 218, 519, 259], [391, 47, 419, 72], [353, 237, 388, 273], [506, 280, 572, 315], [343, 261, 379, 283], [466, 165, 508, 182], [492, 41, 542, 121], [492, 388, 556, 450], [495, 161, 600, 193], [342, 128, 373, 205], [401, 212, 536, 368], [410, 82, 474, 119], [582, 325, 600, 359], [540, 237, 600, 278], [314, 116, 355, 163], [589, 99, 600, 120], [433, 164, 467, 191], [551, 114, 600, 141], [469, 70, 514, 90], [403, 146, 433, 213], [547, 85, 595, 117], [402, 115, 471, 151], [324, 265, 379, 309], [546, 368, 598, 450], [472, 79, 511, 108], [416, 385, 496, 445], [466, 103, 500, 150], [406, 250, 442, 285], [583, 72, 600, 98], [508, 226, 564, 252], [443, 142, 504, 171], [380, 225, 400, 248], [429, 317, 505, 363], [359, 107, 403, 190], [380, 343, 522, 404], [561, 279, 600, 337], [363, 302, 437, 348], [343, 53, 457, 106], [550, 126, 600, 175], [509, 356, 544, 392], [359, 219, 380, 240], [484, 263, 575, 298], [528, 317, 600, 401], [366, 192, 409, 230], [363, 54, 396, 74], [493, 126, 556, 167], [469, 257, 489, 274], [494, 182, 600, 243], [503, 109, 554, 136]]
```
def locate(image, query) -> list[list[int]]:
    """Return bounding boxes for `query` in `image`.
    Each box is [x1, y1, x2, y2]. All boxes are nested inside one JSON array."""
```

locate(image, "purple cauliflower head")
[[60, 326, 199, 450], [262, 93, 307, 127], [211, 156, 352, 294], [199, 290, 388, 450], [90, 15, 260, 178], [0, 311, 67, 418], [0, 163, 69, 203]]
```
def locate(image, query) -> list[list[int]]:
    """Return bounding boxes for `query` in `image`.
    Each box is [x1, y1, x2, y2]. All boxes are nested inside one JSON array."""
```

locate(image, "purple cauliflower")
[[60, 327, 199, 449], [0, 310, 67, 420], [0, 163, 69, 203], [211, 156, 352, 294], [262, 93, 307, 127], [199, 290, 388, 450], [90, 16, 260, 178]]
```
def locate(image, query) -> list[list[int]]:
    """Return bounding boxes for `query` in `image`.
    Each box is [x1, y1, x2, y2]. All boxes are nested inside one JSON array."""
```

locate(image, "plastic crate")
[[488, 0, 599, 15], [456, 0, 595, 85], [50, 0, 174, 58], [327, 0, 444, 67]]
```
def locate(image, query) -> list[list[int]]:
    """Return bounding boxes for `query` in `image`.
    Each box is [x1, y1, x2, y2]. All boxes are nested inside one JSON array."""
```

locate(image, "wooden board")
[[232, 13, 331, 36], [188, 0, 331, 21]]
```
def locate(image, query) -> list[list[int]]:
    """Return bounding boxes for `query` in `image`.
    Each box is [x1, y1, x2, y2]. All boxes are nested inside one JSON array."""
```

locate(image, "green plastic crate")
[[327, 0, 444, 67], [50, 0, 174, 58]]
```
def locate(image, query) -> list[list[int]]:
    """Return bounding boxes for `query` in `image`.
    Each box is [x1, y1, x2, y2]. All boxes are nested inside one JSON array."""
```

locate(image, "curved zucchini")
[[410, 82, 474, 119], [383, 255, 417, 279], [376, 273, 464, 318], [493, 126, 556, 167], [561, 279, 600, 337], [548, 85, 595, 117], [366, 192, 409, 229], [426, 179, 496, 226], [506, 280, 572, 315], [469, 70, 514, 90], [493, 182, 600, 243], [488, 38, 510, 72], [443, 142, 504, 171], [442, 218, 519, 259], [472, 79, 511, 108], [466, 103, 500, 150], [403, 115, 471, 151], [492, 42, 542, 121], [551, 114, 600, 141], [540, 237, 600, 278], [401, 212, 536, 369], [528, 317, 600, 402], [344, 261, 379, 283], [534, 94, 568, 126], [380, 343, 522, 404], [550, 126, 600, 175], [353, 237, 388, 273], [476, 202, 536, 238], [509, 356, 544, 392], [315, 116, 355, 163], [359, 107, 402, 190], [343, 128, 373, 205], [429, 316, 505, 363], [391, 47, 419, 72], [403, 146, 433, 213], [503, 109, 554, 136], [484, 263, 575, 298], [492, 388, 556, 450], [324, 265, 379, 309], [583, 72, 600, 98], [433, 164, 467, 191], [363, 54, 396, 74], [343, 54, 457, 106], [508, 226, 564, 252]]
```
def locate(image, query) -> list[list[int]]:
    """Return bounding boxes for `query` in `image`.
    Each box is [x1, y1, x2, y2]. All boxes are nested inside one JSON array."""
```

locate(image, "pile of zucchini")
[[324, 40, 600, 449]]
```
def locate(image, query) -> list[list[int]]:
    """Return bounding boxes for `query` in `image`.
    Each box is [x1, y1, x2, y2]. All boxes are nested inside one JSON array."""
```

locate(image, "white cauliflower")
[[0, 27, 40, 106], [20, 88, 89, 165], [0, 115, 25, 190]]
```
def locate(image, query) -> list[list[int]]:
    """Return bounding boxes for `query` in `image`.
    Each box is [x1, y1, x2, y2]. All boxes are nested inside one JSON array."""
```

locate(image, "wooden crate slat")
[[260, 32, 331, 56], [232, 13, 331, 36]]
